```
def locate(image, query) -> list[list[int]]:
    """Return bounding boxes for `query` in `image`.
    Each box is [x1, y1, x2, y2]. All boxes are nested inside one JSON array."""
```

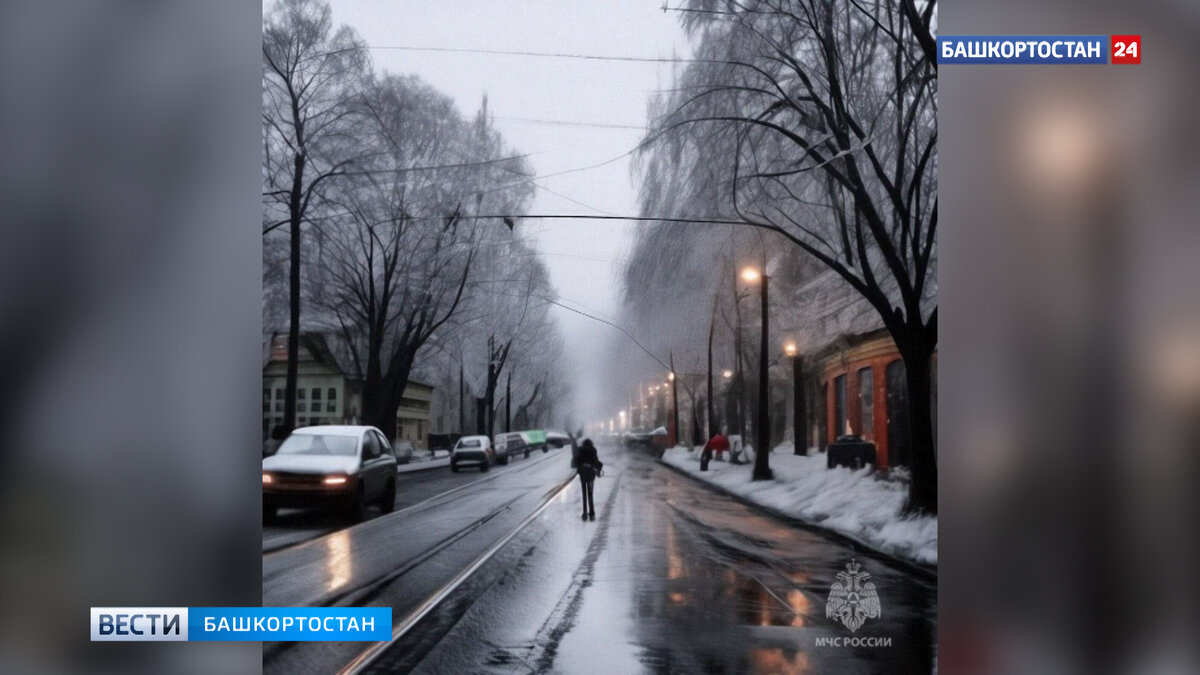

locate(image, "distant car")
[[545, 431, 572, 449], [451, 435, 493, 472], [262, 426, 397, 522], [392, 440, 416, 464], [493, 432, 529, 465], [625, 428, 652, 448], [649, 426, 670, 451], [520, 429, 549, 453]]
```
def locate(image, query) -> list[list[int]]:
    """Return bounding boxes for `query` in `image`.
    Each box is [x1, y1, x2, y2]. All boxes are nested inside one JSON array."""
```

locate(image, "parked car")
[[624, 428, 652, 449], [545, 430, 572, 449], [451, 435, 493, 472], [392, 439, 416, 464], [262, 426, 397, 522], [493, 432, 529, 465], [520, 429, 549, 453]]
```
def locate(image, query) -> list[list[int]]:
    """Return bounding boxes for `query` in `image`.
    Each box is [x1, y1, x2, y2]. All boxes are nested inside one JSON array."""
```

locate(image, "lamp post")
[[668, 357, 679, 448], [742, 266, 773, 480], [784, 340, 805, 455]]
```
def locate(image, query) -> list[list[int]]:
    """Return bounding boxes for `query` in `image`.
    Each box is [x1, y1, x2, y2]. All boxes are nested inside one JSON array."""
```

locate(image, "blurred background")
[[942, 1, 1200, 674], [0, 1, 261, 673], [0, 1, 1196, 674]]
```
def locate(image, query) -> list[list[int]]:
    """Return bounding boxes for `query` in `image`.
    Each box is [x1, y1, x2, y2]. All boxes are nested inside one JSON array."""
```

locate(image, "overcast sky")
[[329, 0, 692, 425]]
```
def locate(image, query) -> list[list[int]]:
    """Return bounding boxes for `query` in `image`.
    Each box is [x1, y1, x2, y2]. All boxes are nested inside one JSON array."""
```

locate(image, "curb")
[[657, 456, 937, 582]]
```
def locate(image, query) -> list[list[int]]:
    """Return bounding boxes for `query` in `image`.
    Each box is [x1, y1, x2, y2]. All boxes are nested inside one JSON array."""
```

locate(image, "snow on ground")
[[661, 444, 937, 566], [396, 450, 451, 473]]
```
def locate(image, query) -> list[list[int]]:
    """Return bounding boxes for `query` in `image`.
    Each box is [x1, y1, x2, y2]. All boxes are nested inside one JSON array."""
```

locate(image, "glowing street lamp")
[[740, 265, 773, 480], [723, 369, 733, 379], [784, 340, 805, 455]]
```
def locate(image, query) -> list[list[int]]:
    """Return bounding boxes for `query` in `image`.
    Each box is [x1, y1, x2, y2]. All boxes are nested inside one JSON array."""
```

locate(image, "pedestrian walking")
[[575, 438, 603, 521]]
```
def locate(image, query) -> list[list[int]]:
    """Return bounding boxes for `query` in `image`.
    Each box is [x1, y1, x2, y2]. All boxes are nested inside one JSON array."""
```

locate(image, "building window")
[[263, 389, 270, 412], [328, 388, 337, 412], [859, 367, 874, 437], [298, 388, 305, 399], [298, 402, 306, 412], [275, 387, 284, 400], [275, 401, 282, 412], [312, 388, 321, 401], [834, 374, 847, 437]]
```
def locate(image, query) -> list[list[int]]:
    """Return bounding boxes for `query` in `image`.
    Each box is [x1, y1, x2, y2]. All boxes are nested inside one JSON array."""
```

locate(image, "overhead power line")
[[490, 115, 647, 131], [538, 295, 671, 372], [367, 45, 699, 64]]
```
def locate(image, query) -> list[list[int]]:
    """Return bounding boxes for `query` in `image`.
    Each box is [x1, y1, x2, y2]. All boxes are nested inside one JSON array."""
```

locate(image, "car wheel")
[[480, 462, 488, 472], [524, 449, 530, 458], [263, 505, 277, 524], [498, 454, 508, 466], [450, 462, 459, 472], [380, 478, 396, 513]]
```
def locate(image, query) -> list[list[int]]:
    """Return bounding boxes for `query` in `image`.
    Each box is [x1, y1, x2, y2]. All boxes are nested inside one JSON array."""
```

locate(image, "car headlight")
[[323, 475, 348, 486], [262, 472, 273, 484]]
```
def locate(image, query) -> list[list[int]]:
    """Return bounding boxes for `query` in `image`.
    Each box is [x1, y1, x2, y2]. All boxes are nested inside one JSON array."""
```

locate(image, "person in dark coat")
[[575, 438, 603, 520]]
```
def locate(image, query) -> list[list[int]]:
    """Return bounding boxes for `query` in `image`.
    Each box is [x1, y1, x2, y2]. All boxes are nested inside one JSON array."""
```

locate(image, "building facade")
[[262, 333, 434, 449]]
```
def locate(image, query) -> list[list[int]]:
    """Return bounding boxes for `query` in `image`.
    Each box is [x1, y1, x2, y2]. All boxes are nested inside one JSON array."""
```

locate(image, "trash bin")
[[826, 434, 877, 470]]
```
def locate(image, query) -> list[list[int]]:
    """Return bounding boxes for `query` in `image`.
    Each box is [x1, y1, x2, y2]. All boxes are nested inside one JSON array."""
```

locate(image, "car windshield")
[[276, 433, 358, 457], [457, 438, 482, 448]]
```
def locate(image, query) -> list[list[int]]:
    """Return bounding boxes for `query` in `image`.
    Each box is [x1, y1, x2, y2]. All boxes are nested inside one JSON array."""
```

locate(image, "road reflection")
[[623, 457, 935, 673], [324, 529, 352, 593]]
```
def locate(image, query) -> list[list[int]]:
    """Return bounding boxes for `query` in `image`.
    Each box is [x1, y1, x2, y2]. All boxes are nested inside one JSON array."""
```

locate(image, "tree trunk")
[[898, 338, 937, 514], [283, 153, 305, 434]]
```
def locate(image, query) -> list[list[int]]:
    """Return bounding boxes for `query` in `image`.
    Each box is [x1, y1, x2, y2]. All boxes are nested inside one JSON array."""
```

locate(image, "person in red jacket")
[[700, 430, 731, 470]]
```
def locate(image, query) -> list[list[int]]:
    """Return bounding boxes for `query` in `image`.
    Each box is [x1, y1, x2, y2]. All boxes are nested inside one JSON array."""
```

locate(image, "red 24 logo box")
[[1111, 35, 1141, 64]]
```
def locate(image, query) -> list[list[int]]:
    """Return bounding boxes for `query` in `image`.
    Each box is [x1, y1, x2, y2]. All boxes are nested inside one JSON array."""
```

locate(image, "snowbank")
[[661, 445, 937, 566]]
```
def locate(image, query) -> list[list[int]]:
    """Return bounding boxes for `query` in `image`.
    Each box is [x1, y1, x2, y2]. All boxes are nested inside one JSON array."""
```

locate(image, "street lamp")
[[741, 266, 773, 480], [784, 340, 805, 455], [723, 369, 733, 379]]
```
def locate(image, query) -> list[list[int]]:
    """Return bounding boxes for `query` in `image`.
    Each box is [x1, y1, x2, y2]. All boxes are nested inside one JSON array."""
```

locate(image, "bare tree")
[[262, 0, 369, 434], [642, 0, 938, 512]]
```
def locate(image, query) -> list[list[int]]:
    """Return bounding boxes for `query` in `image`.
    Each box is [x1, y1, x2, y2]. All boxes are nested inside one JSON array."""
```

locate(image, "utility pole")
[[785, 341, 804, 455], [505, 371, 512, 433], [753, 272, 772, 480], [669, 352, 679, 448], [707, 304, 716, 440], [458, 361, 464, 435], [486, 335, 496, 439]]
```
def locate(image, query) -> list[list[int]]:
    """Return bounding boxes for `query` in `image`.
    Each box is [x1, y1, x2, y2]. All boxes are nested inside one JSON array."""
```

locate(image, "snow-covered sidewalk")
[[661, 444, 937, 567]]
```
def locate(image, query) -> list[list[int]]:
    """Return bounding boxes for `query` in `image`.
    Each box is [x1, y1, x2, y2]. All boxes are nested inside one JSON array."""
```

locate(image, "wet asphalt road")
[[262, 456, 510, 554], [262, 446, 575, 674], [364, 446, 937, 674]]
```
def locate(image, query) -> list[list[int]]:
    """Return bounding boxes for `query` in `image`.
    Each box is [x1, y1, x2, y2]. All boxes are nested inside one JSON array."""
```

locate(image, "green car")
[[519, 429, 548, 453]]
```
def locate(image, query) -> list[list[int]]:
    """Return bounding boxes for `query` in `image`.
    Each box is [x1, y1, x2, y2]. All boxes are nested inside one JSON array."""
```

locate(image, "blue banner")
[[938, 35, 1108, 65], [188, 607, 391, 642]]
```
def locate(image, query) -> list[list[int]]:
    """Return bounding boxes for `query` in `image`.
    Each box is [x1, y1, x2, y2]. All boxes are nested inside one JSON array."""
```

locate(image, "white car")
[[493, 432, 529, 465], [450, 435, 494, 472], [262, 426, 397, 522]]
